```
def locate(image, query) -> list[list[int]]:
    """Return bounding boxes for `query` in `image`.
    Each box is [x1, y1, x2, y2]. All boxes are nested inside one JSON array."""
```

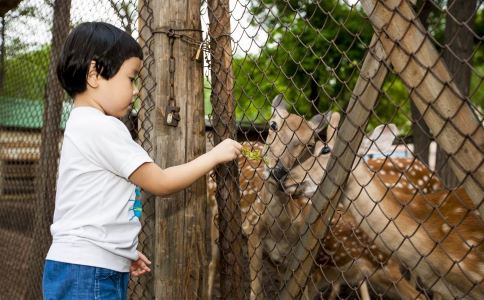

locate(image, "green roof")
[[0, 96, 72, 129]]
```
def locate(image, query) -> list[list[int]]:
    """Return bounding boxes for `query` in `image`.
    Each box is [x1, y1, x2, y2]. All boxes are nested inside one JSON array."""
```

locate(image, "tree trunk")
[[0, 17, 5, 94], [410, 0, 435, 165], [435, 0, 477, 188], [208, 0, 247, 299], [27, 0, 71, 299], [281, 35, 390, 299]]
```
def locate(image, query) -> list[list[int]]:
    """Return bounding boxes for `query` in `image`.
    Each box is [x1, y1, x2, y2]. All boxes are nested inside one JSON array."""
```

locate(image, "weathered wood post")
[[208, 0, 247, 298], [360, 0, 484, 217], [280, 35, 390, 299], [142, 0, 209, 298], [27, 0, 72, 299]]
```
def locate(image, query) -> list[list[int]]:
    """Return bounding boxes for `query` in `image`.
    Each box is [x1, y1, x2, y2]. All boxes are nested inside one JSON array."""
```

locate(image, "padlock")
[[165, 104, 181, 127]]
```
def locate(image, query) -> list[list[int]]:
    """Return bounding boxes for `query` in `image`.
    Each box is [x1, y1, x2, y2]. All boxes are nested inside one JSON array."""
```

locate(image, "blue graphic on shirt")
[[128, 186, 142, 221]]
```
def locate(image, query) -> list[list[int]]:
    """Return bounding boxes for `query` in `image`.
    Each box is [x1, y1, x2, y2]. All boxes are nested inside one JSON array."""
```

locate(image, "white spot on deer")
[[370, 244, 377, 250], [442, 223, 451, 233], [417, 179, 424, 187], [397, 162, 405, 169], [454, 207, 466, 214], [423, 175, 429, 182], [479, 263, 484, 274], [423, 188, 428, 193], [380, 170, 386, 175], [396, 182, 403, 189], [465, 239, 479, 247]]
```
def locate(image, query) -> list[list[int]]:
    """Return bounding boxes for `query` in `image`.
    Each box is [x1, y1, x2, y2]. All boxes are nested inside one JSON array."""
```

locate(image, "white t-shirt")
[[46, 106, 153, 272]]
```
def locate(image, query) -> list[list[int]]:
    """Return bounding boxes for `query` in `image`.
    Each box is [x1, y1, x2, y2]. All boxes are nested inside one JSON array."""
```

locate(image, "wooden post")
[[148, 0, 208, 299], [208, 0, 247, 298], [27, 0, 71, 299], [280, 35, 390, 299], [360, 0, 484, 217]]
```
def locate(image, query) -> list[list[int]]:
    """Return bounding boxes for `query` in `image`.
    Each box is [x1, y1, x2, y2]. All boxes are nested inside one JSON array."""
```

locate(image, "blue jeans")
[[43, 260, 129, 300]]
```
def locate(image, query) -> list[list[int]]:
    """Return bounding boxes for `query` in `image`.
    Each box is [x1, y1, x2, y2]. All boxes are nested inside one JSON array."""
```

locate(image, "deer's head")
[[264, 94, 330, 183]]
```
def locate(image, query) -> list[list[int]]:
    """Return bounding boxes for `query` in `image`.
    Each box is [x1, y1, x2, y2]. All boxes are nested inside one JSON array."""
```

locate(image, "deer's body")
[[286, 136, 484, 299], [249, 104, 422, 299]]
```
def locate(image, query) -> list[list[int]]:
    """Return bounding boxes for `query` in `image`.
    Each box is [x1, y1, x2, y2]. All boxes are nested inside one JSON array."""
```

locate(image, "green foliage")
[[225, 0, 414, 133], [202, 0, 484, 137], [2, 44, 50, 100]]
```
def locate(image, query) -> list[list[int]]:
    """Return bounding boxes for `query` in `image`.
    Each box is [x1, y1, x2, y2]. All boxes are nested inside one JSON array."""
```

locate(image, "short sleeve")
[[68, 115, 153, 179]]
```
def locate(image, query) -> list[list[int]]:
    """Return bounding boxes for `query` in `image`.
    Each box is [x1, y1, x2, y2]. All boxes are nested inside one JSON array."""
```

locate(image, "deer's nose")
[[272, 161, 288, 182]]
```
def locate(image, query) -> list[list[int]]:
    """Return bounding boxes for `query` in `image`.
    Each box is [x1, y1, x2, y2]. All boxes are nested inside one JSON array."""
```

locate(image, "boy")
[[42, 22, 242, 299]]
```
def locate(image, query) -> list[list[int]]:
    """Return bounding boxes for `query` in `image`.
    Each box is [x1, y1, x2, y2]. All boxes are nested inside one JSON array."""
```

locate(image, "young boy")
[[42, 22, 242, 299]]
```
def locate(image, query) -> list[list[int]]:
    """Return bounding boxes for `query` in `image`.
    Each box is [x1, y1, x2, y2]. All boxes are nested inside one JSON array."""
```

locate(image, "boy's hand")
[[209, 138, 242, 164], [130, 251, 151, 277]]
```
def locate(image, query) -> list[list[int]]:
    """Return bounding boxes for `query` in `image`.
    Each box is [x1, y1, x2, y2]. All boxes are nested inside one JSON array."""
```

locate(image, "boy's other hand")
[[209, 138, 242, 164], [130, 251, 151, 277]]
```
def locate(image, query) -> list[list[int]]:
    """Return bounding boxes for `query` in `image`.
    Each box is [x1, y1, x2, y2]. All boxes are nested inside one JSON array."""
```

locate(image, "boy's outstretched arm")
[[129, 138, 242, 196]]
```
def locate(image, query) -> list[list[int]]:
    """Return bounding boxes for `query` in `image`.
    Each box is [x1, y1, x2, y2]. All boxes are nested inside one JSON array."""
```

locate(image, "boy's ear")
[[86, 61, 100, 88]]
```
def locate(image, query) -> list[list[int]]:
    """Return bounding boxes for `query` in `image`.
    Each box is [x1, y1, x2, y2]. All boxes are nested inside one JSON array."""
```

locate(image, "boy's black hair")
[[57, 22, 143, 97]]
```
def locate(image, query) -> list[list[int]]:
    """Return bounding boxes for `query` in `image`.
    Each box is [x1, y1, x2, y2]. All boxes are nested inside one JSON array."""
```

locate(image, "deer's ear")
[[271, 94, 287, 113], [308, 111, 331, 133]]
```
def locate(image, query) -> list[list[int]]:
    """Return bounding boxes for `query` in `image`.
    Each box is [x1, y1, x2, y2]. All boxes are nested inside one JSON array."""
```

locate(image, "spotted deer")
[[250, 110, 427, 300], [247, 95, 331, 299], [207, 94, 328, 299], [284, 122, 484, 299]]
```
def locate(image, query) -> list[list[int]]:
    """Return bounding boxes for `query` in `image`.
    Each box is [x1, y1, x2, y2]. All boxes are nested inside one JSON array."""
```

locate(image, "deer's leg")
[[303, 270, 327, 300], [328, 281, 341, 300], [207, 238, 218, 299], [207, 207, 218, 299], [359, 280, 371, 300], [369, 259, 425, 300], [249, 231, 264, 300]]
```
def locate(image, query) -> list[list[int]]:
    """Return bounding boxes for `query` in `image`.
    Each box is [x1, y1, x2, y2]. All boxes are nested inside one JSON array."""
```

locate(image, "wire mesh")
[[0, 0, 482, 299]]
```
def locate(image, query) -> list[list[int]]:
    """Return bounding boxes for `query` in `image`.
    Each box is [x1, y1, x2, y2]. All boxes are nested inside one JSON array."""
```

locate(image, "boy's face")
[[94, 57, 142, 118]]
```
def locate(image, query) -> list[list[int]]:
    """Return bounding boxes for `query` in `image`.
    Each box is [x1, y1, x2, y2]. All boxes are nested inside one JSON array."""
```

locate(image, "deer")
[[245, 99, 428, 299], [207, 94, 329, 299], [283, 118, 484, 299], [248, 104, 423, 299], [207, 97, 431, 299]]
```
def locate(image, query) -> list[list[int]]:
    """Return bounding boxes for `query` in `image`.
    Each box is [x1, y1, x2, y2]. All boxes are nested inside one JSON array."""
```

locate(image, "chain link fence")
[[0, 0, 482, 299]]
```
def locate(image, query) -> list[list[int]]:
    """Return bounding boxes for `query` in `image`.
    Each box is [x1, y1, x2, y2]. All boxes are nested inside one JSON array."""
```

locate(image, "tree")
[[0, 4, 36, 93], [108, 0, 137, 34], [27, 0, 72, 298], [436, 0, 478, 188]]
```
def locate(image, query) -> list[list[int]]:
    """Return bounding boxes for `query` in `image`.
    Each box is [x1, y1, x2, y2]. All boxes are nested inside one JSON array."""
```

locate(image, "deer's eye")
[[307, 144, 315, 151], [270, 121, 278, 131], [320, 145, 331, 155]]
